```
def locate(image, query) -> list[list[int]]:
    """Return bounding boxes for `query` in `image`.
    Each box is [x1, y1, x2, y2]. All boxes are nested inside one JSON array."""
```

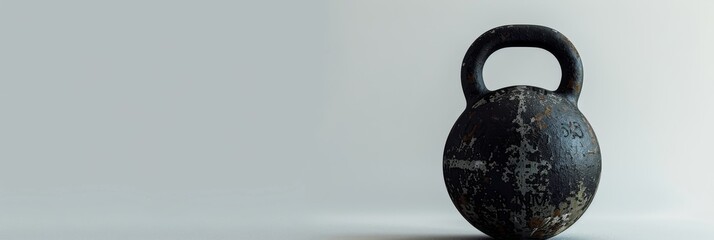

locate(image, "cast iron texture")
[[443, 25, 601, 239]]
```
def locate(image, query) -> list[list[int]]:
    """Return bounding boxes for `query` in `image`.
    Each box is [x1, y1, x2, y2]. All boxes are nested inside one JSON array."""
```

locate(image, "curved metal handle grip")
[[461, 25, 583, 105]]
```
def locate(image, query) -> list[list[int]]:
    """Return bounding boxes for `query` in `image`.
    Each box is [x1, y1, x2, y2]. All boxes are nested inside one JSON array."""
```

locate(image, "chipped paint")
[[445, 159, 488, 172]]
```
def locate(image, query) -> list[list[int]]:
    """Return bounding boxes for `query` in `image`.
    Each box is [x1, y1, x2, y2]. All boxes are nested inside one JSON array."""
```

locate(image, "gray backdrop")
[[1, 1, 712, 239]]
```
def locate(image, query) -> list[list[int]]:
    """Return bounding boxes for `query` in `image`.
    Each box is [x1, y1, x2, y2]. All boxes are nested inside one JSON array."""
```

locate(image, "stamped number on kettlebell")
[[560, 121, 583, 139]]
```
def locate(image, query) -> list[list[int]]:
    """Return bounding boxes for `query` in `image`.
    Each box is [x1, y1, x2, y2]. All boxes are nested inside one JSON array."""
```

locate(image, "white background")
[[1, 1, 713, 239]]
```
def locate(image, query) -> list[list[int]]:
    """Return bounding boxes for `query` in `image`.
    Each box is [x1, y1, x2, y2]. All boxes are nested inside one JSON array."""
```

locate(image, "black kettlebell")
[[443, 25, 601, 239]]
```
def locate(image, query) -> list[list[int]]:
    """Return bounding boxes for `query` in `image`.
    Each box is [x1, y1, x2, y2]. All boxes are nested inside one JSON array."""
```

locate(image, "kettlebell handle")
[[461, 25, 583, 105]]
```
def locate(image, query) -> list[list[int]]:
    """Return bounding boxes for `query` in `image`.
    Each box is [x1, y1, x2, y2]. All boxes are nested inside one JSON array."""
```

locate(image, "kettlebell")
[[443, 25, 601, 239]]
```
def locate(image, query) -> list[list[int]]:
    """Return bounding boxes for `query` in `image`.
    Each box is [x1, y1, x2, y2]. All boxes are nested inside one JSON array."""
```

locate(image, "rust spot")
[[528, 217, 543, 228], [567, 80, 582, 93], [553, 209, 561, 217], [533, 106, 552, 130], [457, 195, 468, 208], [461, 123, 480, 142]]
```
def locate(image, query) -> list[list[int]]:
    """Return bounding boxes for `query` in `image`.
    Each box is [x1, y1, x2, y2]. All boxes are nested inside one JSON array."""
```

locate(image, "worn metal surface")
[[444, 25, 601, 240]]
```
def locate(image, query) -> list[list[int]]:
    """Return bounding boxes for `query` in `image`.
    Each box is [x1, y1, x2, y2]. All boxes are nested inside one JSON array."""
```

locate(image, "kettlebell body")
[[444, 25, 601, 239]]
